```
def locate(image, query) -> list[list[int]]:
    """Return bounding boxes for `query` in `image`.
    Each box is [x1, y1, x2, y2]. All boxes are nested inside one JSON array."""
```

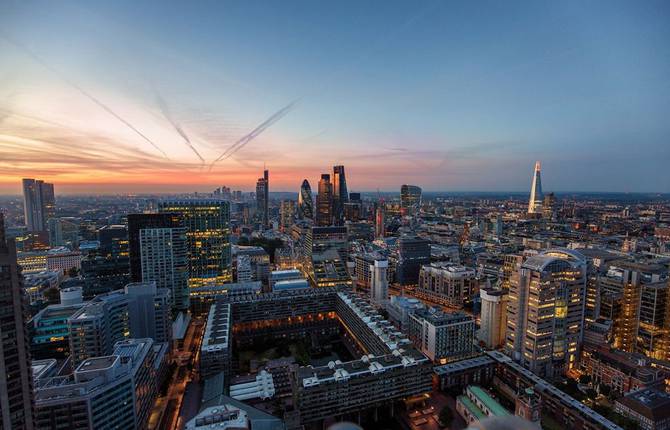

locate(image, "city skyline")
[[1, 1, 669, 194]]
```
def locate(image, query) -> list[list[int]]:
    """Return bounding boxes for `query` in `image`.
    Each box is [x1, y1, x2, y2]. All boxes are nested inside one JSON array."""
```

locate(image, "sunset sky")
[[1, 0, 669, 194]]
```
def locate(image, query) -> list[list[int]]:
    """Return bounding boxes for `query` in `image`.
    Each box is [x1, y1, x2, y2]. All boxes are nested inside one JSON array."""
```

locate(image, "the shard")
[[528, 161, 543, 214]]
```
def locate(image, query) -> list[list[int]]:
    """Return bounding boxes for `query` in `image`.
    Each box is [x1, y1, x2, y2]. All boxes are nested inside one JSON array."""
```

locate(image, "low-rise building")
[[615, 388, 670, 430], [417, 262, 479, 307]]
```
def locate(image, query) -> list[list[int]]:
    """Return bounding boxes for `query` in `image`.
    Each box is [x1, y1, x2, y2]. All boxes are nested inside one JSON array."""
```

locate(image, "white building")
[[478, 287, 508, 349], [370, 259, 389, 307]]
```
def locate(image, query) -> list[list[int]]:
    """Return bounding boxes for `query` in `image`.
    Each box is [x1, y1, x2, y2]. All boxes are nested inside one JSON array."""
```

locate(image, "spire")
[[528, 161, 543, 214]]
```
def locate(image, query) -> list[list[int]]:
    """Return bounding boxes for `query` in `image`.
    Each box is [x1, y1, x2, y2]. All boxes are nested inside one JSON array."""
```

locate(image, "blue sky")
[[0, 0, 668, 193]]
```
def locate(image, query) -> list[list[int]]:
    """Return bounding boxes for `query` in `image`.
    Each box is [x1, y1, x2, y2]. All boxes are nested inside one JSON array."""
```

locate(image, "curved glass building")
[[298, 179, 314, 220]]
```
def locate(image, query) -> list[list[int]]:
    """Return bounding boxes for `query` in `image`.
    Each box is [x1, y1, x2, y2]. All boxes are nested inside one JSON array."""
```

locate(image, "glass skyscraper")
[[158, 200, 232, 289], [298, 179, 314, 220]]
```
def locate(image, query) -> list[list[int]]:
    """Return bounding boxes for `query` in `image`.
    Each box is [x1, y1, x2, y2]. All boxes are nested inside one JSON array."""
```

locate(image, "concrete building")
[[23, 178, 55, 232], [370, 259, 389, 307], [478, 287, 508, 348], [128, 213, 189, 311], [407, 307, 476, 364], [200, 303, 231, 379], [46, 248, 81, 275], [236, 254, 252, 283], [34, 338, 159, 430], [124, 282, 172, 344], [387, 295, 425, 332], [615, 388, 670, 430], [417, 262, 479, 307], [0, 213, 36, 429]]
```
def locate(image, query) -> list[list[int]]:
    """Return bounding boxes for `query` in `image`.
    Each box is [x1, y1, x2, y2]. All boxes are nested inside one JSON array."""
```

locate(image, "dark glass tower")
[[332, 165, 348, 225], [316, 174, 333, 226], [298, 179, 314, 220], [255, 169, 269, 227], [22, 178, 55, 232], [0, 213, 35, 429]]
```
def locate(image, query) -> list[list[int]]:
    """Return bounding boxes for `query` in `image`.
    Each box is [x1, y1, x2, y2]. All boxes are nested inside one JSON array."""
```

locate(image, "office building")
[[407, 307, 476, 364], [256, 169, 269, 228], [316, 174, 333, 226], [615, 388, 670, 430], [279, 200, 295, 232], [236, 254, 252, 283], [479, 287, 509, 349], [159, 199, 232, 288], [396, 236, 431, 285], [128, 213, 189, 310], [45, 248, 81, 275], [23, 178, 55, 232], [370, 259, 389, 307], [527, 161, 543, 214], [97, 225, 129, 258], [387, 295, 425, 332], [0, 213, 36, 429], [504, 249, 586, 378], [375, 205, 384, 238], [332, 165, 348, 225], [400, 184, 422, 214], [68, 284, 171, 365], [34, 338, 159, 430], [303, 226, 351, 288], [269, 269, 304, 290], [298, 179, 314, 220], [47, 217, 80, 248], [417, 262, 479, 307], [80, 254, 130, 299]]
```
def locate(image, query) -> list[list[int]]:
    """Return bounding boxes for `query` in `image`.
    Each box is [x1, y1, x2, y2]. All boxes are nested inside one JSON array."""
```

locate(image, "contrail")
[[208, 99, 299, 171], [0, 32, 169, 159], [154, 92, 205, 163]]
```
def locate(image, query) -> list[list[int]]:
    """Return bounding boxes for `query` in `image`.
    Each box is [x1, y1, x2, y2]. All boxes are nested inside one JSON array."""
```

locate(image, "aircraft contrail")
[[0, 32, 169, 159], [208, 99, 299, 171], [154, 93, 205, 163]]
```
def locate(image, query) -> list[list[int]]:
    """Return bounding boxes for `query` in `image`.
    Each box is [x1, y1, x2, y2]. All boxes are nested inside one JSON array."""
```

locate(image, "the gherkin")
[[298, 179, 314, 220]]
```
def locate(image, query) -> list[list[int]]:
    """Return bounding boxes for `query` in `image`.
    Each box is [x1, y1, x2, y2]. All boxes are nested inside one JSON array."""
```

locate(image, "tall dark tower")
[[0, 213, 35, 429], [255, 169, 269, 228], [316, 174, 333, 226], [298, 179, 314, 220], [332, 165, 348, 225]]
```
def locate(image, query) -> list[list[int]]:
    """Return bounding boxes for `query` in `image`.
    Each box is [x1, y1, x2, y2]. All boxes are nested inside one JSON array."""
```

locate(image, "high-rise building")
[[332, 165, 348, 225], [128, 213, 189, 310], [47, 217, 80, 248], [298, 179, 314, 220], [0, 213, 35, 429], [400, 184, 422, 214], [479, 287, 509, 349], [315, 174, 333, 226], [158, 200, 232, 288], [370, 259, 388, 307], [543, 192, 556, 219], [396, 236, 431, 286], [504, 249, 586, 378], [527, 161, 543, 214], [255, 170, 269, 228], [22, 178, 55, 232], [375, 205, 384, 238], [97, 225, 129, 259], [279, 200, 296, 233]]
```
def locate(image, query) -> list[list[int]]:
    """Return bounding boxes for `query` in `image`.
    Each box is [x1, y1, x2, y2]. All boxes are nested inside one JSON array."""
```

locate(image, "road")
[[148, 317, 205, 430]]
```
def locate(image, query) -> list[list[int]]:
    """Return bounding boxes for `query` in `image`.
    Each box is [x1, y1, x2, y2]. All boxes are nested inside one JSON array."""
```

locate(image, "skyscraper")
[[316, 174, 333, 226], [298, 179, 314, 220], [332, 165, 348, 225], [505, 249, 586, 378], [375, 204, 385, 238], [479, 287, 508, 349], [0, 213, 35, 429], [22, 178, 55, 232], [158, 200, 232, 288], [527, 161, 543, 214], [279, 200, 296, 232], [400, 184, 422, 214], [256, 169, 269, 228], [128, 213, 189, 311], [370, 259, 389, 307]]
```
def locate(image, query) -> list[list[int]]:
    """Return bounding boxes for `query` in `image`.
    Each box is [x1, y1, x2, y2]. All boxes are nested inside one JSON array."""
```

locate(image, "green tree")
[[43, 287, 60, 304], [438, 406, 454, 428]]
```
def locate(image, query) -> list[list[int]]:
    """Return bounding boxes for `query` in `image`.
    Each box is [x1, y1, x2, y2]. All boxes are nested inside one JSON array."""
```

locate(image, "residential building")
[[407, 307, 475, 364], [417, 262, 479, 307]]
